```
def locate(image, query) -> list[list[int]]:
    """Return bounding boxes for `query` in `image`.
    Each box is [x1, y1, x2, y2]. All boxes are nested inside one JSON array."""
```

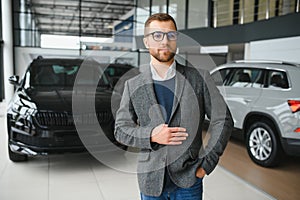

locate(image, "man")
[[114, 13, 233, 200]]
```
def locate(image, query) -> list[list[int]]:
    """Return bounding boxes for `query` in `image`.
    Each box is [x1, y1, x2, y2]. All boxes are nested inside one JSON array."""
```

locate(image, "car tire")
[[8, 146, 28, 162], [246, 121, 282, 167]]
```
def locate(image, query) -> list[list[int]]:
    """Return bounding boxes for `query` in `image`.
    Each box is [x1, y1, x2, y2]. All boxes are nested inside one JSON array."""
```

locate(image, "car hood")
[[20, 87, 113, 112]]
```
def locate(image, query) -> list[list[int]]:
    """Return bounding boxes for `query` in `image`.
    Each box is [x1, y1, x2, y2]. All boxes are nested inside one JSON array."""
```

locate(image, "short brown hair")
[[144, 13, 177, 31]]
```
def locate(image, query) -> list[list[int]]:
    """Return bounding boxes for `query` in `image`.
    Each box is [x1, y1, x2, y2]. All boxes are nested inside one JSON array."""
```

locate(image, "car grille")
[[35, 112, 72, 126], [34, 111, 111, 127]]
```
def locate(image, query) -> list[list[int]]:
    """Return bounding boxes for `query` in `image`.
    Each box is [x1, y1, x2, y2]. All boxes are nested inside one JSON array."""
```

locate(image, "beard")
[[151, 49, 176, 63]]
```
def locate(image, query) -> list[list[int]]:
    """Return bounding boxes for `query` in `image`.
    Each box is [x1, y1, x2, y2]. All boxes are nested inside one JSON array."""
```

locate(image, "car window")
[[211, 68, 232, 86], [267, 70, 289, 89], [226, 68, 264, 88], [30, 63, 109, 87], [105, 66, 131, 78], [29, 64, 80, 86]]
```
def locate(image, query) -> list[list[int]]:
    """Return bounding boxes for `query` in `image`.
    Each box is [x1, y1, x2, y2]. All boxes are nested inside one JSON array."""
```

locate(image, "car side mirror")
[[9, 75, 20, 86]]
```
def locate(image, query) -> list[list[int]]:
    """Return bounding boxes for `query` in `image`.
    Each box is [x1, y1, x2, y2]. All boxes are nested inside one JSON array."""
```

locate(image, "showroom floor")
[[0, 102, 275, 200], [219, 133, 300, 200]]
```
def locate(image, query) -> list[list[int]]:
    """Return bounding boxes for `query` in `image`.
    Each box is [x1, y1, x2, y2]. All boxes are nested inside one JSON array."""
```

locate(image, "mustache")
[[157, 46, 176, 52]]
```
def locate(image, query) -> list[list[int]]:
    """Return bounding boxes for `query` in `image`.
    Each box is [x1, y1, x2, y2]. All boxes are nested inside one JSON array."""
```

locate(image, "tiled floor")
[[0, 101, 275, 200]]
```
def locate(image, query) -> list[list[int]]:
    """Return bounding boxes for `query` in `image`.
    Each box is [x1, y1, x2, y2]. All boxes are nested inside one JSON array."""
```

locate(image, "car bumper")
[[9, 141, 86, 156], [281, 138, 300, 156], [9, 126, 121, 156], [9, 129, 87, 156]]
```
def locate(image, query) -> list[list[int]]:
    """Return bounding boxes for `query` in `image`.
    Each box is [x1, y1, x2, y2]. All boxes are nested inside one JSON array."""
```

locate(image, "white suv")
[[210, 60, 300, 167]]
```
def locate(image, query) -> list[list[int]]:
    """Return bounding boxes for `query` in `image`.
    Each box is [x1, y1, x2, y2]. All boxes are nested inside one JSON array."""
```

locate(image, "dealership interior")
[[1, 0, 300, 200]]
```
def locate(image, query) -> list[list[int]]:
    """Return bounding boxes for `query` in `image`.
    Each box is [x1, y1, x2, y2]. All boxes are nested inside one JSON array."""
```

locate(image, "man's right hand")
[[151, 124, 188, 145]]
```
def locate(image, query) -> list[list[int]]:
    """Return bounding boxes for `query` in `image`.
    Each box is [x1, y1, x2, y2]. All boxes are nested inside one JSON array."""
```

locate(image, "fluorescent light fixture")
[[80, 36, 113, 43], [200, 45, 228, 54], [41, 34, 113, 49], [41, 34, 80, 49]]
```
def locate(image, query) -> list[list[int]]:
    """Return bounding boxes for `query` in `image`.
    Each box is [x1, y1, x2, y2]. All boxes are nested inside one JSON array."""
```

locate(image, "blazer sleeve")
[[114, 80, 154, 150], [200, 70, 234, 175]]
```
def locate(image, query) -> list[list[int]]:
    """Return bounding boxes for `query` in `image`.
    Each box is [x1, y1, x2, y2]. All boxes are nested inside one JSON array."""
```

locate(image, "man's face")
[[143, 20, 177, 64]]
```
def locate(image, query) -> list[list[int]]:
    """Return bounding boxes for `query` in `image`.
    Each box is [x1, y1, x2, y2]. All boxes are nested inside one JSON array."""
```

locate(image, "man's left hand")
[[196, 167, 206, 178]]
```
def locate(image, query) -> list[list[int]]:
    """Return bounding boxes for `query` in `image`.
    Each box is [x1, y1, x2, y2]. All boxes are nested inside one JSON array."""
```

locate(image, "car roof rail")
[[233, 60, 300, 67]]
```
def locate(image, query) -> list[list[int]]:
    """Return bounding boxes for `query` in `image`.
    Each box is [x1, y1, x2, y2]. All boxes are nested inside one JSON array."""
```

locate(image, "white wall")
[[2, 0, 14, 102], [245, 36, 300, 63]]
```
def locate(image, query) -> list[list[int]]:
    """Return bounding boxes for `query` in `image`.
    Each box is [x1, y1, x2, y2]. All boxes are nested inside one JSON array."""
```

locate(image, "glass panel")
[[268, 70, 289, 89], [282, 0, 296, 15], [136, 0, 150, 35], [152, 0, 167, 14], [31, 64, 80, 86], [243, 0, 255, 23], [188, 0, 208, 28], [268, 0, 278, 18], [169, 0, 186, 30], [211, 0, 298, 27], [226, 68, 264, 88], [214, 0, 234, 27], [257, 0, 268, 20], [211, 68, 232, 86]]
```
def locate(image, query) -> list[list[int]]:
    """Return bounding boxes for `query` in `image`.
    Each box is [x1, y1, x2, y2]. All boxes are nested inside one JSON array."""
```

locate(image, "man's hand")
[[151, 124, 188, 145], [196, 167, 206, 178]]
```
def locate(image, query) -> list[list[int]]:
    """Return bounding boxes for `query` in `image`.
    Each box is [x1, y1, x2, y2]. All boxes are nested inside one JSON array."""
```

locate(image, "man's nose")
[[160, 34, 169, 44]]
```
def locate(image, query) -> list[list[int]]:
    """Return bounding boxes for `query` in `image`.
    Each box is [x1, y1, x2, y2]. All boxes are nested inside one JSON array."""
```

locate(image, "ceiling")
[[25, 0, 135, 37]]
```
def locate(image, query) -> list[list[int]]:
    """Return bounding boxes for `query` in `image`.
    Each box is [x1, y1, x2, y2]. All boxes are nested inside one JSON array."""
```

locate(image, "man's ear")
[[143, 37, 149, 49]]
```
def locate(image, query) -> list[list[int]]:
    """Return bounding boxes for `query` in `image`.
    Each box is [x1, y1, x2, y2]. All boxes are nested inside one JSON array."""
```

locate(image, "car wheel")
[[8, 146, 28, 162], [246, 121, 282, 167]]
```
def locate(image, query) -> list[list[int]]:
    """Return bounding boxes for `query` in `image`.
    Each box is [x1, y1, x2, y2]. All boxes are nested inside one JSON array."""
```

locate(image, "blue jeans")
[[140, 178, 203, 200]]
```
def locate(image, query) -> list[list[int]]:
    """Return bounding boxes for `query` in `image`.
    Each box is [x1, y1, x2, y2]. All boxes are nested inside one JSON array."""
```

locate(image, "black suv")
[[7, 56, 136, 162]]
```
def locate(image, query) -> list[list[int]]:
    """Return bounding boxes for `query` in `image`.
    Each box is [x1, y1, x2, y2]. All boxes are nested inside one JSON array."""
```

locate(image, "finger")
[[168, 141, 183, 145], [169, 136, 187, 142], [171, 132, 188, 137], [168, 127, 186, 132]]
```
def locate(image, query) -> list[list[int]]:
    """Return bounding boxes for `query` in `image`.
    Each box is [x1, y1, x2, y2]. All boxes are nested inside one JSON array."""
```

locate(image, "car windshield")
[[26, 62, 110, 87], [105, 66, 131, 78]]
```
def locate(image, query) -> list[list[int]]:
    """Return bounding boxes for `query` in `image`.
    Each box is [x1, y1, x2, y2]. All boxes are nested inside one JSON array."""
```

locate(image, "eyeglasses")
[[145, 31, 178, 42]]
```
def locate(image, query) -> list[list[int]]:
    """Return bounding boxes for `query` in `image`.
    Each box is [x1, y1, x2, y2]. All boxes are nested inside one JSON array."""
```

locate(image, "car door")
[[212, 67, 265, 129]]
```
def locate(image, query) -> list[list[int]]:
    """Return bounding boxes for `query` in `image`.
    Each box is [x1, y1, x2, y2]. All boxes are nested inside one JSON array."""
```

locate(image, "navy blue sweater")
[[153, 77, 175, 123], [153, 77, 177, 192]]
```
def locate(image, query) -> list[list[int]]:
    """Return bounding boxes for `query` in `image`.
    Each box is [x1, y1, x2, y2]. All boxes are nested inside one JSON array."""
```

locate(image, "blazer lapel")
[[138, 62, 186, 124], [170, 63, 186, 121], [140, 64, 165, 123]]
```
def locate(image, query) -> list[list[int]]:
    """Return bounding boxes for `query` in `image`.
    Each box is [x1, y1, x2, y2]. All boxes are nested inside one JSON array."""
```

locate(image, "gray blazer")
[[114, 62, 233, 197]]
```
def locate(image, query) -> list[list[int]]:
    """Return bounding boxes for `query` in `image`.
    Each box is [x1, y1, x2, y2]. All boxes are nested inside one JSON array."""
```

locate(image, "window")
[[226, 68, 264, 88], [267, 70, 289, 89], [169, 0, 186, 30], [136, 0, 150, 35], [30, 64, 80, 86], [211, 68, 232, 86], [211, 0, 299, 27], [152, 0, 167, 14], [188, 0, 208, 28]]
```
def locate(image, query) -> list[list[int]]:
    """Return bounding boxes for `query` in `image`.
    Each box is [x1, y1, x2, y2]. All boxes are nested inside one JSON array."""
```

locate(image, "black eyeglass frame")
[[144, 31, 179, 41]]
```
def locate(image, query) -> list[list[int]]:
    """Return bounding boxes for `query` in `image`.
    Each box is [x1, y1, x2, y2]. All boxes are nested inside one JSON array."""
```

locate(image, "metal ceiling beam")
[[15, 0, 135, 39], [26, 0, 136, 9], [29, 3, 133, 14], [14, 11, 130, 22]]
